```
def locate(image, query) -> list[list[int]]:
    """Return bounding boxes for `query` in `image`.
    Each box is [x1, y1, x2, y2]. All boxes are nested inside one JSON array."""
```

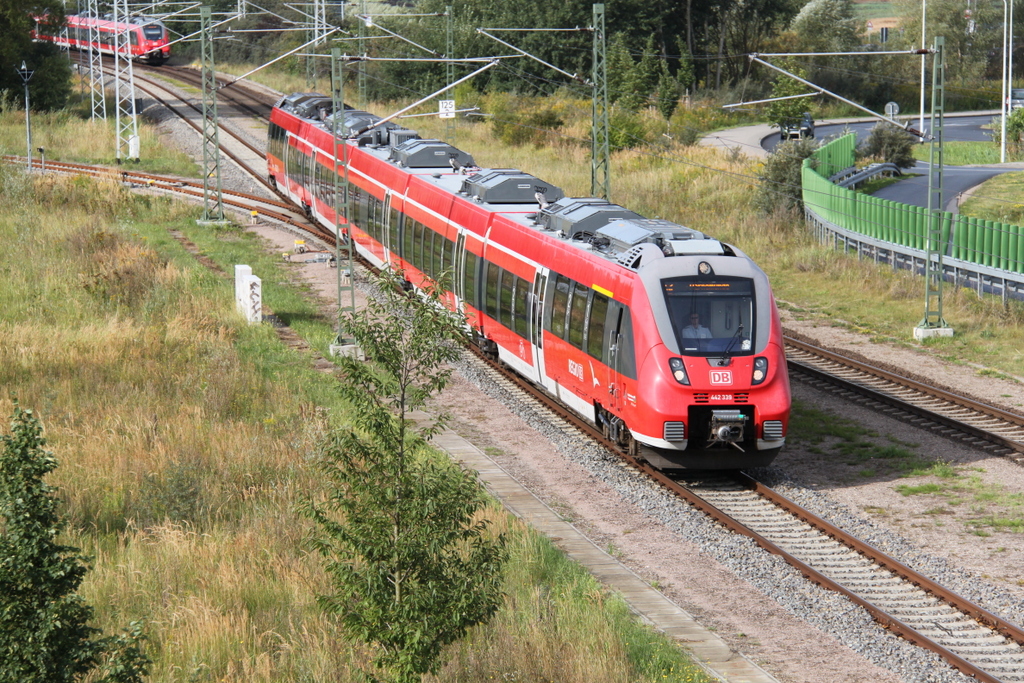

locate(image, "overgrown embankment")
[[0, 162, 712, 682]]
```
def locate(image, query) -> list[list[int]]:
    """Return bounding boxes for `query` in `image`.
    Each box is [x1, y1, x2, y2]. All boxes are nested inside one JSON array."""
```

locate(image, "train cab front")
[[141, 23, 169, 64], [631, 254, 791, 470]]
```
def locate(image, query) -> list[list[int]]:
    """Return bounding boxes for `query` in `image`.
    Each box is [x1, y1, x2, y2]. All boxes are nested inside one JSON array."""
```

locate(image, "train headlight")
[[668, 357, 690, 385], [751, 357, 768, 385]]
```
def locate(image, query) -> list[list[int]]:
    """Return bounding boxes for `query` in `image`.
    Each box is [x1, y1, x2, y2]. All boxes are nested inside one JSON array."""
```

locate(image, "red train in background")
[[33, 13, 170, 65], [268, 92, 791, 470]]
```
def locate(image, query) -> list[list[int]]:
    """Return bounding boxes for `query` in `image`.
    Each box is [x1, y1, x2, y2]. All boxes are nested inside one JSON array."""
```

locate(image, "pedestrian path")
[[426, 415, 781, 683]]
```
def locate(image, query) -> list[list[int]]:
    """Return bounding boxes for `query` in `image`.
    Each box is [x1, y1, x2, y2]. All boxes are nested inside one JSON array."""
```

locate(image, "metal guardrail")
[[829, 162, 902, 188], [804, 206, 1024, 303]]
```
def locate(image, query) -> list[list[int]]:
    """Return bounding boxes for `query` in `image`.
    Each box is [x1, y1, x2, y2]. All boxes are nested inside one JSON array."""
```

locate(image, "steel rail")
[[2, 155, 336, 246], [465, 349, 1024, 682], [785, 335, 1024, 458]]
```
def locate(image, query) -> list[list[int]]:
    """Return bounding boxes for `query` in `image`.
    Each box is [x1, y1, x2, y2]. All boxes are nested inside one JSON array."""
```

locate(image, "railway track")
[[19, 64, 1024, 680], [786, 336, 1024, 463], [463, 349, 1024, 682]]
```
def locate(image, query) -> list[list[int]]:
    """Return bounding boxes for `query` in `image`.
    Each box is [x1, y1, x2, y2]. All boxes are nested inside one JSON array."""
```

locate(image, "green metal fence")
[[802, 134, 1024, 274]]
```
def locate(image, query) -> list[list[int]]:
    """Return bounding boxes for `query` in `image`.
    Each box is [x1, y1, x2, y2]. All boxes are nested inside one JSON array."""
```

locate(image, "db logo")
[[709, 370, 733, 385]]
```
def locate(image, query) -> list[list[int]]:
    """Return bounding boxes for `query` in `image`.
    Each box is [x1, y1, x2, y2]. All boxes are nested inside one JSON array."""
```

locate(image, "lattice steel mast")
[[917, 36, 952, 337], [331, 48, 359, 354], [591, 3, 610, 199], [199, 5, 225, 222], [306, 0, 326, 88], [86, 0, 106, 122], [445, 5, 454, 141], [112, 0, 139, 160]]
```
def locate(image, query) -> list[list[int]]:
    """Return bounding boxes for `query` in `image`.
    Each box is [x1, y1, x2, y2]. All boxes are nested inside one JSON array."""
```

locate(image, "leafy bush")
[[609, 110, 651, 151], [755, 137, 821, 214], [858, 122, 917, 169]]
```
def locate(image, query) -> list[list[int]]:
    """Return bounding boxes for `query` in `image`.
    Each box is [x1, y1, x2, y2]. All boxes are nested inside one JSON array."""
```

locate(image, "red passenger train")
[[33, 13, 170, 65], [268, 92, 791, 469]]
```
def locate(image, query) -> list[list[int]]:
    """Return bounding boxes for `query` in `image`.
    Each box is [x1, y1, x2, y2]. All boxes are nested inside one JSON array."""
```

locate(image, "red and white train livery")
[[33, 13, 170, 65], [268, 92, 791, 469]]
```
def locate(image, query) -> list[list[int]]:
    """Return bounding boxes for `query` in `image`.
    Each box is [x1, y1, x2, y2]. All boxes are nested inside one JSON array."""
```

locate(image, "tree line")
[[5, 0, 1020, 115]]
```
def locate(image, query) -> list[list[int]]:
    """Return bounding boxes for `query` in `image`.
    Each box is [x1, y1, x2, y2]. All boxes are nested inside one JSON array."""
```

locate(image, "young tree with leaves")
[[0, 402, 150, 683], [300, 270, 507, 683], [755, 137, 821, 214], [763, 59, 815, 135]]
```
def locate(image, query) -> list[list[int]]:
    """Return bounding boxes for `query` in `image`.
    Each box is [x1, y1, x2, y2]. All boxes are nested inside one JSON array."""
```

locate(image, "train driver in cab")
[[681, 312, 712, 340]]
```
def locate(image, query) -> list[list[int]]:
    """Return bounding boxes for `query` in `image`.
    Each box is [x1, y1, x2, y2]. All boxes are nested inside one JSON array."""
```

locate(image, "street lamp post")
[[1003, 0, 1009, 163], [17, 61, 33, 171], [919, 0, 926, 141]]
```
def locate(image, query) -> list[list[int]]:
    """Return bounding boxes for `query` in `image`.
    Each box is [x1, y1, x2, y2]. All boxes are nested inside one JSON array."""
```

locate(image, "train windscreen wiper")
[[718, 324, 744, 364]]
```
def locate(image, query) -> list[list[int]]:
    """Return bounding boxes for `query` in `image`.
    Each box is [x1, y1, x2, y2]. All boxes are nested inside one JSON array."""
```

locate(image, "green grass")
[[0, 97, 199, 176], [788, 399, 930, 475], [857, 175, 906, 194], [0, 121, 712, 681], [910, 139, 1017, 166], [894, 463, 1024, 534], [959, 169, 1024, 225]]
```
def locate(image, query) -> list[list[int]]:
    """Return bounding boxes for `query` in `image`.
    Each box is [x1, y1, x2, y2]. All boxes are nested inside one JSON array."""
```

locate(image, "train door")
[[454, 232, 467, 310], [381, 191, 393, 264], [607, 303, 628, 414], [532, 270, 548, 387]]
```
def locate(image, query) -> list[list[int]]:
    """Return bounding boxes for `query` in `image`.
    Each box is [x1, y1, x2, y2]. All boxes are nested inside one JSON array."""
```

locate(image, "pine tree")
[[0, 403, 151, 683], [0, 403, 101, 683], [606, 32, 634, 106], [675, 36, 695, 92], [656, 61, 680, 121]]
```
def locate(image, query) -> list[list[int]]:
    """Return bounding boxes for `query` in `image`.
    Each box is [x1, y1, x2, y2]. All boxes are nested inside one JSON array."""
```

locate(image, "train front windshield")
[[662, 277, 755, 356], [143, 24, 163, 39]]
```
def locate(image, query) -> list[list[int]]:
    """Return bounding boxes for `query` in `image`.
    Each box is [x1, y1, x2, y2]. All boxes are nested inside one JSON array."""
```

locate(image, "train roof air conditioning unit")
[[459, 169, 565, 204], [388, 139, 475, 169]]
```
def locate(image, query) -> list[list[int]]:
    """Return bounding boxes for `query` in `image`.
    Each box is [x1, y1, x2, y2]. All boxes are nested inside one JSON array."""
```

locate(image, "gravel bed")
[[140, 74, 1024, 682], [453, 355, 989, 683]]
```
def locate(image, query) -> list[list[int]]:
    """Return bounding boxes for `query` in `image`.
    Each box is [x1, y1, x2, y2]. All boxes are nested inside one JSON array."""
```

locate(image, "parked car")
[[1010, 88, 1024, 111], [781, 112, 815, 140]]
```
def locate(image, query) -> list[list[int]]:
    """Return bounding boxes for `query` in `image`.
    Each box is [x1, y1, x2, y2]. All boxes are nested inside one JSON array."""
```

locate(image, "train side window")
[[418, 227, 431, 278], [587, 293, 609, 359], [431, 230, 445, 282], [484, 260, 500, 320], [438, 235, 449, 283], [375, 198, 384, 241], [498, 269, 513, 328], [361, 193, 371, 233], [389, 208, 401, 253], [436, 236, 454, 290], [372, 198, 383, 241], [401, 217, 413, 264], [464, 251, 478, 310], [512, 275, 530, 337], [408, 220, 420, 269], [549, 274, 571, 339], [566, 282, 589, 350]]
